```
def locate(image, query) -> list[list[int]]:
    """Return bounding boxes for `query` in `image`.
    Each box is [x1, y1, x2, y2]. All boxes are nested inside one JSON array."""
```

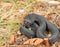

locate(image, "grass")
[[0, 22, 2, 26], [10, 22, 20, 31], [0, 37, 5, 45]]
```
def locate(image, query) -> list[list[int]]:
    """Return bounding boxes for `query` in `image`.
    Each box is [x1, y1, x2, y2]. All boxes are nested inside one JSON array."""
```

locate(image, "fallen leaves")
[[37, 44, 46, 47], [47, 13, 60, 29], [8, 35, 15, 44], [23, 38, 50, 47], [19, 44, 35, 47], [0, 46, 5, 47], [0, 2, 12, 8], [24, 38, 43, 46], [47, 13, 58, 21], [43, 38, 50, 47], [56, 16, 60, 27]]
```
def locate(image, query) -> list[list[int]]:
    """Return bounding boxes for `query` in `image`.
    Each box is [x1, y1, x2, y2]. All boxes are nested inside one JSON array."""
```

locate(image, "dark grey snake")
[[20, 14, 59, 44]]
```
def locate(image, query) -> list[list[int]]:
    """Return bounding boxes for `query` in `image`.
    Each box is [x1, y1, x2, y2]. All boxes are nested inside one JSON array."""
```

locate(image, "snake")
[[20, 14, 59, 44]]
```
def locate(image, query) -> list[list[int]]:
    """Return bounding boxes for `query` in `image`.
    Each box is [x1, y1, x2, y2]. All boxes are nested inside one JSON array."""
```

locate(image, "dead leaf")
[[24, 38, 43, 46], [19, 45, 25, 47], [34, 38, 43, 46], [56, 16, 60, 26], [8, 35, 15, 44], [43, 38, 50, 47], [19, 44, 35, 47], [0, 2, 12, 7], [0, 46, 5, 47], [37, 44, 46, 47]]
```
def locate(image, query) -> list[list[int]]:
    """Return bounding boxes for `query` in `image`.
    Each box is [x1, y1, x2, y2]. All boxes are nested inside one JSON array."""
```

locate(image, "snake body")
[[20, 14, 59, 44]]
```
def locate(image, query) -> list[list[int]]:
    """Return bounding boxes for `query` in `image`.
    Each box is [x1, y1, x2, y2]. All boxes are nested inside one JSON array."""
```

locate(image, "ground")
[[0, 0, 60, 47]]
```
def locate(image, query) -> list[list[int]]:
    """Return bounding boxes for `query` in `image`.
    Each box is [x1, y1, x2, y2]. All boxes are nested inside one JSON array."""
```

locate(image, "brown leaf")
[[0, 46, 5, 47], [23, 38, 43, 46], [8, 35, 15, 44], [43, 38, 50, 47], [18, 44, 35, 47], [19, 45, 25, 47], [37, 44, 45, 47], [0, 2, 12, 7], [34, 38, 43, 46], [56, 16, 60, 26]]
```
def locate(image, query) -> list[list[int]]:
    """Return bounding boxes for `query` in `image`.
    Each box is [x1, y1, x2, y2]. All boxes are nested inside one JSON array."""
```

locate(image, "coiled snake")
[[20, 14, 59, 44]]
